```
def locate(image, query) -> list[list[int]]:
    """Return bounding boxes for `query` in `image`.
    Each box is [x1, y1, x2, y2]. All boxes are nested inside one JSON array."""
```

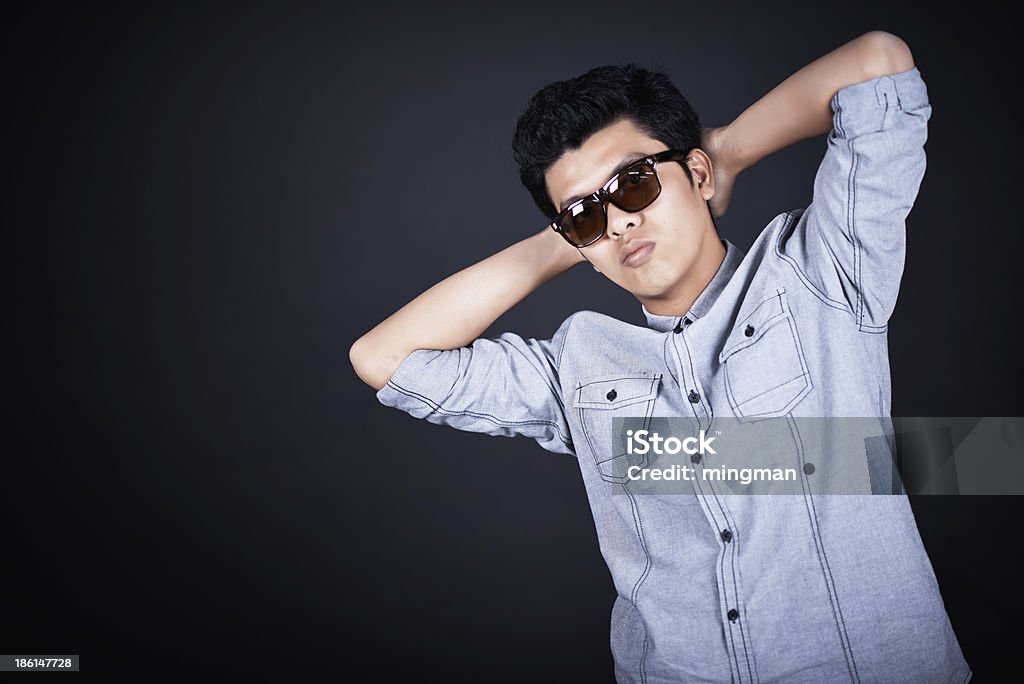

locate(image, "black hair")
[[512, 62, 702, 221]]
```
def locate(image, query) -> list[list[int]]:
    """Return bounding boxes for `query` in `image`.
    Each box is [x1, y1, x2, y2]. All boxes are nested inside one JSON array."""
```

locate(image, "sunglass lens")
[[559, 197, 605, 247], [611, 165, 660, 211]]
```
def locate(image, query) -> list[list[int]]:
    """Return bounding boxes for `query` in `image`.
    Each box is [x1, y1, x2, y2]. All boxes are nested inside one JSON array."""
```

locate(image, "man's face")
[[545, 117, 717, 313]]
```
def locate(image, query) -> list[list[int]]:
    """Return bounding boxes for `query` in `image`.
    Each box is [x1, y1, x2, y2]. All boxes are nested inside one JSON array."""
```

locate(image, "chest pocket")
[[574, 372, 662, 483], [718, 289, 812, 420]]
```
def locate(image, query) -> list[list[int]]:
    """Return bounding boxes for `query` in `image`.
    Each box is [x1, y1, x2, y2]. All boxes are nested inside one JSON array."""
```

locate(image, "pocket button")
[[606, 389, 617, 401]]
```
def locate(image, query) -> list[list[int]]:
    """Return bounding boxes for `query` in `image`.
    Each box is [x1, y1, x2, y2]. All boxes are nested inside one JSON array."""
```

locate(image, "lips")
[[620, 241, 655, 266]]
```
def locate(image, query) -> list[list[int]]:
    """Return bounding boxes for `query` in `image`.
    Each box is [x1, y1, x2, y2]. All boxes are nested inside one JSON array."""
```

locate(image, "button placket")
[[671, 324, 754, 681], [671, 322, 710, 432]]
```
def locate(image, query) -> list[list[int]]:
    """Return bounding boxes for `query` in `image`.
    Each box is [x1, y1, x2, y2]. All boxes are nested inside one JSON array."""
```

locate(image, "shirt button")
[[606, 389, 617, 401], [727, 608, 739, 622], [744, 325, 755, 337], [684, 317, 692, 326], [690, 452, 702, 464], [687, 390, 700, 404], [721, 529, 733, 543], [673, 321, 683, 333]]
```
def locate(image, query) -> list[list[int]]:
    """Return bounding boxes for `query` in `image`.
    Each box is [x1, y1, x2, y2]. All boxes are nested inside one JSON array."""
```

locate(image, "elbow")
[[860, 30, 916, 76], [349, 336, 390, 392]]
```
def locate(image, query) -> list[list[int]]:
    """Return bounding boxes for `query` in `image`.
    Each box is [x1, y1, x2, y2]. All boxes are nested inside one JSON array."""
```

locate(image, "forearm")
[[350, 226, 584, 391], [717, 30, 915, 174]]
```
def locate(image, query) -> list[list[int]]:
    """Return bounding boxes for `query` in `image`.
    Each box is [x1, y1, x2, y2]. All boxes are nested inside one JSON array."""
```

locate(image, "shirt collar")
[[641, 238, 743, 332]]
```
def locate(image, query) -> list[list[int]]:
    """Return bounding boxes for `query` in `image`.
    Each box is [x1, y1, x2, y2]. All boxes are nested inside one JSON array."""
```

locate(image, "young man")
[[350, 31, 971, 684]]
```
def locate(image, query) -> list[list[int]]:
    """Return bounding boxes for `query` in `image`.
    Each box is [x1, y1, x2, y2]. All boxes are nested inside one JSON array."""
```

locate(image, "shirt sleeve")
[[374, 313, 577, 456], [779, 66, 932, 332]]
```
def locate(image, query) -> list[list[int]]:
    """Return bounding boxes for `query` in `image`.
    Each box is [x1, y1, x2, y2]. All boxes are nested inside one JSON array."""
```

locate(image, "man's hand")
[[700, 126, 738, 220], [545, 221, 589, 266]]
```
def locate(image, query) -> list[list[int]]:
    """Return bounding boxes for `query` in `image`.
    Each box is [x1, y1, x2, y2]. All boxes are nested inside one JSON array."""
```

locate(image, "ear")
[[685, 148, 716, 201]]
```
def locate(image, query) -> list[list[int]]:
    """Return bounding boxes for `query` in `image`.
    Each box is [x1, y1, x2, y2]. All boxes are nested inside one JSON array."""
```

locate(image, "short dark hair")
[[512, 62, 702, 221]]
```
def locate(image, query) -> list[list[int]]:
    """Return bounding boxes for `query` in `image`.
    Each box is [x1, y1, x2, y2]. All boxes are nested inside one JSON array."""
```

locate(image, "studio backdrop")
[[4, 1, 1021, 680]]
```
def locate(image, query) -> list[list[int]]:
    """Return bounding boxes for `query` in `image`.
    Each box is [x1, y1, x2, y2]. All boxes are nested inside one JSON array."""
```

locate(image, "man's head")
[[512, 63, 722, 315]]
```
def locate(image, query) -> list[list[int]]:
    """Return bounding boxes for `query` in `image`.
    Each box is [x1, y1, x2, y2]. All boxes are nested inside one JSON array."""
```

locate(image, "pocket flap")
[[718, 290, 791, 363], [574, 373, 662, 410]]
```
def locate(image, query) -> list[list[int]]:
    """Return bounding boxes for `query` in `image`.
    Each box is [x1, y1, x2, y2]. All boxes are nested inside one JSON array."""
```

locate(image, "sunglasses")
[[549, 148, 692, 248]]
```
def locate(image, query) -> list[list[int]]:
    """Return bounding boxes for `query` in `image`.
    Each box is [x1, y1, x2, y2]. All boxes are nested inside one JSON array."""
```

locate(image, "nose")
[[606, 201, 641, 239]]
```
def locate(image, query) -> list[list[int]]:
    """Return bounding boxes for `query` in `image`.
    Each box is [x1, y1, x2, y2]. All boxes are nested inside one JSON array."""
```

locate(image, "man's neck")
[[640, 235, 726, 317]]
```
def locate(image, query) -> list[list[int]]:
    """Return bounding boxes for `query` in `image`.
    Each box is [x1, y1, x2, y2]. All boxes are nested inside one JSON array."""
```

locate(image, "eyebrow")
[[558, 151, 650, 213]]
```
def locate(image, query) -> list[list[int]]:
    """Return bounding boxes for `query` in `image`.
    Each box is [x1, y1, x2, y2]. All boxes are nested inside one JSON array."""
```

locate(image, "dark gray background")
[[4, 1, 1021, 680]]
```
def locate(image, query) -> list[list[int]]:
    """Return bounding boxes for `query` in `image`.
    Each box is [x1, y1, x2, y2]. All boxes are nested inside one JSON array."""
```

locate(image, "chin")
[[627, 271, 674, 294], [629, 281, 670, 299]]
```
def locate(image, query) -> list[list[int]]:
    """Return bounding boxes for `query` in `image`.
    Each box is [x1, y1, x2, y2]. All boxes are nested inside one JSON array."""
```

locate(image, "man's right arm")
[[349, 225, 585, 391]]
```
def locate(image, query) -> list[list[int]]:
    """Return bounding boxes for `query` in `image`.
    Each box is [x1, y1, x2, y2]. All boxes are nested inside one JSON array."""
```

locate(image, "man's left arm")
[[705, 30, 931, 330]]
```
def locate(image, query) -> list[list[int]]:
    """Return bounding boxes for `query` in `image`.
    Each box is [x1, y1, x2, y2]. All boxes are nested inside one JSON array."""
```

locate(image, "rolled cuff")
[[831, 66, 929, 139]]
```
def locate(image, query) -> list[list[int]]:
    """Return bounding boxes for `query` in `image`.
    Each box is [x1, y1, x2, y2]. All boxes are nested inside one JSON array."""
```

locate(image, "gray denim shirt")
[[376, 67, 971, 684]]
